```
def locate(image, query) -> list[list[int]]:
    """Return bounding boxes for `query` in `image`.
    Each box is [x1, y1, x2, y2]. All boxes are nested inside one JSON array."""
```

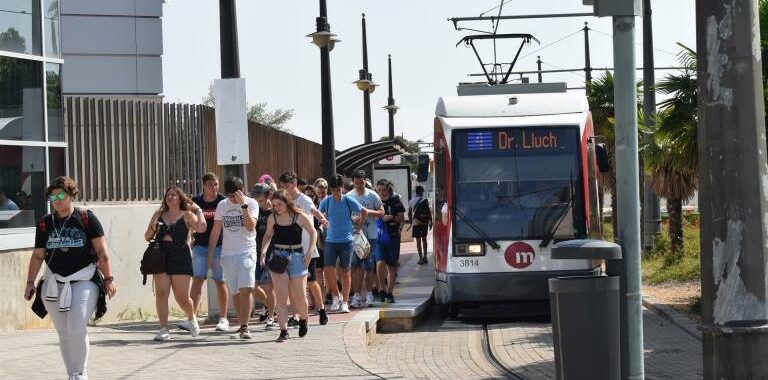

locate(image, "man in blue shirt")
[[347, 170, 384, 308], [318, 175, 365, 313], [0, 190, 19, 211]]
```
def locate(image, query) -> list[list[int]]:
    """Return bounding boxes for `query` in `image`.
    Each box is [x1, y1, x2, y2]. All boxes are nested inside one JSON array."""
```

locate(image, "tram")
[[431, 83, 606, 312]]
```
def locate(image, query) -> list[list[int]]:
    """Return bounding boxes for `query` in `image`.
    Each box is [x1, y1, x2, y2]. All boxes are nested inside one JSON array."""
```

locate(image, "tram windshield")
[[452, 127, 586, 241]]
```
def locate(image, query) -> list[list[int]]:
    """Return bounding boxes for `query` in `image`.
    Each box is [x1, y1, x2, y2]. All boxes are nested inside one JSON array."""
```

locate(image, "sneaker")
[[366, 292, 375, 306], [298, 319, 308, 337], [189, 318, 200, 337], [264, 317, 277, 330], [176, 320, 191, 331], [350, 294, 361, 308], [379, 290, 387, 303], [215, 318, 230, 332], [318, 308, 329, 325], [70, 374, 88, 380], [371, 288, 380, 299], [276, 329, 289, 342], [258, 310, 269, 323], [154, 327, 170, 342], [288, 316, 299, 328], [238, 325, 252, 339], [330, 297, 342, 312], [340, 302, 350, 313], [386, 293, 395, 303]]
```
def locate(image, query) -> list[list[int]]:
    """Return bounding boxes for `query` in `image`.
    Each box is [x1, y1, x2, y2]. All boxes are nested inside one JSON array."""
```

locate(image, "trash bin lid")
[[551, 239, 622, 260]]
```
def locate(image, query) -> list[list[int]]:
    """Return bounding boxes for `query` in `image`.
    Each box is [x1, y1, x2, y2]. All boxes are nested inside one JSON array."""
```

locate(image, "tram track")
[[481, 322, 530, 380]]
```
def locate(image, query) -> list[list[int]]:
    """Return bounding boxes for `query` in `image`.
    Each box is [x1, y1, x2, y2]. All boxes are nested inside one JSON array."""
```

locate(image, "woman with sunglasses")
[[144, 186, 207, 341], [260, 190, 318, 342], [24, 176, 117, 380]]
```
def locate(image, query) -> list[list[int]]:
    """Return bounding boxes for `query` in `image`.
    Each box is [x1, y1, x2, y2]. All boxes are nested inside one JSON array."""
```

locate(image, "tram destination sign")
[[465, 128, 575, 153]]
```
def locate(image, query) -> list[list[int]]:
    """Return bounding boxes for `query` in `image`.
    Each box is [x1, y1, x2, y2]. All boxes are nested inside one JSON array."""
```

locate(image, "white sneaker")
[[350, 295, 362, 309], [330, 297, 342, 312], [264, 317, 277, 330], [189, 318, 200, 337], [176, 320, 191, 331], [215, 318, 230, 332], [340, 302, 350, 313], [154, 327, 170, 341], [366, 292, 375, 306]]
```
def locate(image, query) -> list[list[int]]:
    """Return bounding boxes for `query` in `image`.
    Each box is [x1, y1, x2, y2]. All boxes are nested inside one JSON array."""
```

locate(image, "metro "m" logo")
[[505, 242, 536, 269]]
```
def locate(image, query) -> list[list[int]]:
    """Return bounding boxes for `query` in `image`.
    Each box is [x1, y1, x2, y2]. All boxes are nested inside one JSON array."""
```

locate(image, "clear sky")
[[161, 0, 697, 150]]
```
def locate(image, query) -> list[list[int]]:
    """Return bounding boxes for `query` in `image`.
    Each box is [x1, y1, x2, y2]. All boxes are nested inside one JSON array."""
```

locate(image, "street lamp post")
[[219, 0, 245, 180], [383, 54, 399, 139], [354, 13, 378, 146], [307, 0, 340, 180]]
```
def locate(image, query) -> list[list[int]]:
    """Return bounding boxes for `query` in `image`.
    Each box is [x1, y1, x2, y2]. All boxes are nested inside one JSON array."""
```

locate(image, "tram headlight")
[[454, 243, 485, 256]]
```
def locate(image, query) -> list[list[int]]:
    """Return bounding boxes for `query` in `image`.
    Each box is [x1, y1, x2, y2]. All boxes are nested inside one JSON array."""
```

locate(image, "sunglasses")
[[48, 193, 67, 202]]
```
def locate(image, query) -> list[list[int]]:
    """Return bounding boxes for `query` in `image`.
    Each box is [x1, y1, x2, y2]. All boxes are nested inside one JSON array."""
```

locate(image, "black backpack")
[[413, 198, 432, 224]]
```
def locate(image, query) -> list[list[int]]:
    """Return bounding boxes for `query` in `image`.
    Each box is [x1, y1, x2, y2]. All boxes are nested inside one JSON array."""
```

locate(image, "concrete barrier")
[[0, 203, 207, 331]]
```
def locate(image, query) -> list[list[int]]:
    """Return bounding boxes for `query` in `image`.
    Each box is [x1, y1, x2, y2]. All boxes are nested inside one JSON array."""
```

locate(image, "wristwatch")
[[241, 204, 249, 209]]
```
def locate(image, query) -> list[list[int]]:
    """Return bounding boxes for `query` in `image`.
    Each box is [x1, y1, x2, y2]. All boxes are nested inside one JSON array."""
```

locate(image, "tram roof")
[[436, 86, 589, 119]]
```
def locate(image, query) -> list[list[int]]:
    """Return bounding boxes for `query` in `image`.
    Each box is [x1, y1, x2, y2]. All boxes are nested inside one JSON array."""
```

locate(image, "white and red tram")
[[431, 83, 604, 310]]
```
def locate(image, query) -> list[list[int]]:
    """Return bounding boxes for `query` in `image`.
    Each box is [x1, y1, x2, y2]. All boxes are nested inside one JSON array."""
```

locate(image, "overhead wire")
[[519, 28, 584, 60], [589, 28, 678, 57], [479, 0, 515, 17]]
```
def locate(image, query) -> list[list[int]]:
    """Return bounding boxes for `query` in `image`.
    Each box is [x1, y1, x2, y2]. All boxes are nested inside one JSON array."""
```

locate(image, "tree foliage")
[[0, 28, 26, 53], [201, 83, 294, 132]]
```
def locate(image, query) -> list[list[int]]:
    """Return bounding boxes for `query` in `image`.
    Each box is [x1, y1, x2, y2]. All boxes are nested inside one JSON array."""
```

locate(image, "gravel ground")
[[643, 279, 701, 321]]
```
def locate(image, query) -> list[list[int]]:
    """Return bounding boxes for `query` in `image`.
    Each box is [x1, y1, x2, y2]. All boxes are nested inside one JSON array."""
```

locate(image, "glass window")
[[0, 145, 46, 228], [0, 0, 42, 55], [43, 0, 59, 58], [452, 127, 586, 241], [46, 63, 63, 141], [0, 56, 44, 141], [48, 146, 65, 182]]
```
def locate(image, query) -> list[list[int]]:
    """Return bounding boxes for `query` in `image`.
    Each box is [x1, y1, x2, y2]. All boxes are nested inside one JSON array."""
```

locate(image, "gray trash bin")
[[549, 239, 622, 380]]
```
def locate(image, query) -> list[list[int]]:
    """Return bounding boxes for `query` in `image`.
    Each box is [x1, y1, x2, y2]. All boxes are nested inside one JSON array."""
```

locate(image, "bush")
[[642, 223, 700, 284]]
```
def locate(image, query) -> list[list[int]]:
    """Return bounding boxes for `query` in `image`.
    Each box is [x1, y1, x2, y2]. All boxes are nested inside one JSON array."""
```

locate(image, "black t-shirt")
[[34, 209, 105, 277], [382, 195, 406, 237], [256, 207, 273, 258], [192, 193, 225, 247]]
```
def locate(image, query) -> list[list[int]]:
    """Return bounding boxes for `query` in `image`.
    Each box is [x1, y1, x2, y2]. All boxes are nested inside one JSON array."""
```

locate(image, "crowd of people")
[[23, 170, 432, 380]]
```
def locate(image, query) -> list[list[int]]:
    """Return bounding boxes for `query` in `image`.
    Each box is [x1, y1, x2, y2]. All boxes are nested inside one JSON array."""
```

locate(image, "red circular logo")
[[505, 242, 536, 269]]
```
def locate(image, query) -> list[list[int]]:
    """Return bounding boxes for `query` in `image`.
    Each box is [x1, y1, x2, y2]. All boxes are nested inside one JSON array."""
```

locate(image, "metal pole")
[[387, 54, 395, 139], [584, 22, 592, 85], [697, 0, 768, 378], [219, 0, 245, 181], [361, 13, 372, 145], [319, 0, 336, 179], [642, 0, 660, 252], [613, 15, 644, 380], [537, 56, 543, 83]]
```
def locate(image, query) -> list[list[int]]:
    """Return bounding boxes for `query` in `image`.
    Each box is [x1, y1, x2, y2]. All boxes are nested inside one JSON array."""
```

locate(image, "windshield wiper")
[[539, 178, 575, 248], [453, 207, 501, 250]]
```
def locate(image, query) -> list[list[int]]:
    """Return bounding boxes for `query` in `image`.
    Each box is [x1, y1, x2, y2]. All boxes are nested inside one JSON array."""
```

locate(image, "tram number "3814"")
[[456, 259, 480, 268]]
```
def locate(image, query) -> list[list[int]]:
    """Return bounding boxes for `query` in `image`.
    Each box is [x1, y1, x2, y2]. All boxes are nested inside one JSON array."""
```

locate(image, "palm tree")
[[643, 44, 698, 254], [587, 71, 618, 240]]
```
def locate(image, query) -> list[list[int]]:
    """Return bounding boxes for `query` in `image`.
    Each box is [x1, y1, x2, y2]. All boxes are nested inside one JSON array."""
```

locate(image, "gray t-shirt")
[[347, 188, 383, 240]]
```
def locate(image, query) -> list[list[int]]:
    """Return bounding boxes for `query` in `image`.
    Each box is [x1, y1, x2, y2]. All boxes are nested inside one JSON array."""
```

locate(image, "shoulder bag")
[[140, 222, 166, 285]]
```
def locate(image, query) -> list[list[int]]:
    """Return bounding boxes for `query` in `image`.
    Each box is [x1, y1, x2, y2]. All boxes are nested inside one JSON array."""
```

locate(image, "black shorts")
[[413, 224, 429, 238], [160, 241, 193, 276], [307, 257, 318, 282], [315, 248, 324, 269]]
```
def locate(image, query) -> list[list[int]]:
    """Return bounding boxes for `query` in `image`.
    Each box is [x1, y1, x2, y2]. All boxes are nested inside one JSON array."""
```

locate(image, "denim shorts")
[[374, 240, 401, 266], [351, 238, 376, 272], [192, 245, 224, 282], [220, 252, 256, 293], [272, 248, 309, 279], [324, 241, 354, 269]]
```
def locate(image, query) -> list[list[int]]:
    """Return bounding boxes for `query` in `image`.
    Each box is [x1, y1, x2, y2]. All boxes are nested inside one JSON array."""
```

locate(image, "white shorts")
[[220, 253, 256, 293]]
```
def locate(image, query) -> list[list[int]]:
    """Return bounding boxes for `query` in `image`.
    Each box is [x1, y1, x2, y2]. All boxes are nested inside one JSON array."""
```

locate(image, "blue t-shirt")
[[347, 188, 382, 240], [319, 195, 363, 243]]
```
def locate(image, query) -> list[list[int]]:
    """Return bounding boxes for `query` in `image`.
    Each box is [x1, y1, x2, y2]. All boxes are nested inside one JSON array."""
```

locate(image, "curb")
[[642, 296, 701, 341]]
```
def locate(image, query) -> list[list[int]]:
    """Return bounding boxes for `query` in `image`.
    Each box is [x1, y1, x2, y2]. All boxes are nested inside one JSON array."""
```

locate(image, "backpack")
[[413, 198, 432, 224], [38, 208, 90, 234]]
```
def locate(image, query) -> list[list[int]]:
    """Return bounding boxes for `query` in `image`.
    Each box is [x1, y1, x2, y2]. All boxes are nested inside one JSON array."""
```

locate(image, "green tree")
[[587, 71, 618, 240], [643, 44, 698, 254], [0, 28, 26, 53], [201, 83, 294, 132]]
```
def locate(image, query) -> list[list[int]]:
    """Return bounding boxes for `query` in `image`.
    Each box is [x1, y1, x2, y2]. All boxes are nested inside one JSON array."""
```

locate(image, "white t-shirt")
[[292, 193, 320, 258], [214, 197, 259, 257]]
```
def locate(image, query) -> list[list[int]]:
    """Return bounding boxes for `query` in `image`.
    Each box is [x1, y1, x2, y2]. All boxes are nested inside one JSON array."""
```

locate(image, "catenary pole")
[[318, 0, 337, 180], [642, 0, 661, 251], [696, 0, 768, 378], [613, 14, 644, 380]]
